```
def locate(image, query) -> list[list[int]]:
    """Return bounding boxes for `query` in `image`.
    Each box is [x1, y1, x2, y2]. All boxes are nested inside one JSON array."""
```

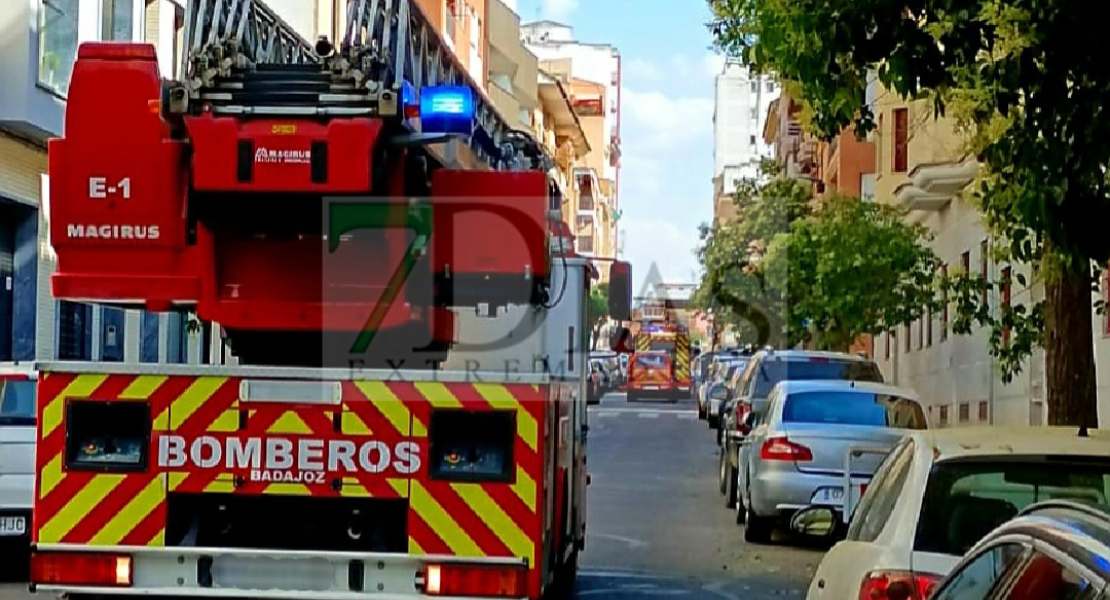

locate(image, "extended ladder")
[[175, 0, 533, 169]]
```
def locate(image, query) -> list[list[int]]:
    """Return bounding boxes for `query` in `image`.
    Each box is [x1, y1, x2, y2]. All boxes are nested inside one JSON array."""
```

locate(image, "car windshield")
[[751, 358, 883, 398], [0, 379, 36, 426], [635, 354, 670, 369], [914, 457, 1110, 556], [782, 391, 927, 429], [649, 340, 675, 352]]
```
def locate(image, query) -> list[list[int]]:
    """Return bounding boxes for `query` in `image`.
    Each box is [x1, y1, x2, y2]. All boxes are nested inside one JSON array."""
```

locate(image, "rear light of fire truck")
[[31, 551, 133, 587], [419, 563, 527, 597]]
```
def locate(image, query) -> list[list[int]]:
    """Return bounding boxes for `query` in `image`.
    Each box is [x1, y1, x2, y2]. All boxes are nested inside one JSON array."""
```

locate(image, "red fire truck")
[[27, 1, 631, 599]]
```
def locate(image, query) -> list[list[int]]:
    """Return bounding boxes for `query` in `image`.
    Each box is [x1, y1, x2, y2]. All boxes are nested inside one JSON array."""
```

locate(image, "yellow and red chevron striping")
[[33, 371, 545, 575]]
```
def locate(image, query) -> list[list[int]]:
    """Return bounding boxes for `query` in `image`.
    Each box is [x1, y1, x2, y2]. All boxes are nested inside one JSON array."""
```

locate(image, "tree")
[[588, 287, 609, 350], [763, 195, 941, 351], [709, 0, 1105, 426], [693, 161, 813, 347]]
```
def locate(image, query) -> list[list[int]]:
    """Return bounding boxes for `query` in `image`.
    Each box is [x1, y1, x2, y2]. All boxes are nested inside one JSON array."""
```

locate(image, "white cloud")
[[623, 53, 726, 87], [540, 0, 578, 21], [621, 217, 700, 290], [622, 89, 714, 148]]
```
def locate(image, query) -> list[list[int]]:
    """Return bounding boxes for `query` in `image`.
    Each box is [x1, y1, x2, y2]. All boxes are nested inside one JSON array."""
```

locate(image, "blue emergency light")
[[419, 85, 475, 136]]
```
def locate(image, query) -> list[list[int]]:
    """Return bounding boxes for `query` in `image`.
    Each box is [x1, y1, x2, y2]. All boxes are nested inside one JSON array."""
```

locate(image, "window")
[[57, 301, 91, 360], [918, 317, 924, 349], [876, 114, 884, 173], [766, 81, 774, 92], [1001, 267, 1012, 346], [750, 107, 758, 120], [914, 458, 1110, 556], [39, 0, 81, 95], [939, 405, 949, 426], [851, 440, 916, 542], [930, 542, 1026, 600], [926, 306, 933, 346], [745, 357, 884, 399], [959, 402, 970, 423], [981, 239, 990, 305], [101, 0, 133, 41], [0, 379, 36, 425], [892, 107, 908, 172], [1004, 551, 1098, 600], [941, 264, 949, 341], [884, 330, 891, 360], [961, 250, 971, 274], [634, 353, 670, 369], [750, 81, 758, 92], [782, 391, 927, 429], [978, 401, 988, 422], [749, 135, 756, 145], [904, 323, 911, 352]]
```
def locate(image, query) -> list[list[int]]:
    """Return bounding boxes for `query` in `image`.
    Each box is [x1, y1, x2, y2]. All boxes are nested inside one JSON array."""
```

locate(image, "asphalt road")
[[0, 391, 825, 600], [573, 391, 825, 600]]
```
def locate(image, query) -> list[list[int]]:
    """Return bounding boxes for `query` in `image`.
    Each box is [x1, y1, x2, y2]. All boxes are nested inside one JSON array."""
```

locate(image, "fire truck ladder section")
[[175, 0, 522, 168]]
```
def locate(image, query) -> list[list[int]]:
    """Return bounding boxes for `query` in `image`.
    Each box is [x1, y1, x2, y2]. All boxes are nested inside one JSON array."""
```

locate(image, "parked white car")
[[789, 426, 1110, 600], [0, 364, 35, 577]]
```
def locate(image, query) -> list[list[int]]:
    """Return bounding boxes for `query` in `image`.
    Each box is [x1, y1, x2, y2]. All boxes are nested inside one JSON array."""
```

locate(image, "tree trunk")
[[1043, 260, 1098, 427]]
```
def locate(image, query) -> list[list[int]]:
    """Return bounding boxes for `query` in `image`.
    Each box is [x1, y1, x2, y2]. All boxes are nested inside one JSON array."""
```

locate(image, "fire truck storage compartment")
[[64, 400, 151, 471], [184, 114, 382, 193], [49, 42, 195, 309], [428, 409, 516, 482], [164, 493, 408, 553], [187, 193, 425, 335], [429, 170, 549, 308]]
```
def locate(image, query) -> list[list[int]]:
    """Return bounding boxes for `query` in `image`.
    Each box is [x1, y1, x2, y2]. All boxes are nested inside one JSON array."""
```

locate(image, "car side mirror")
[[609, 326, 633, 353], [607, 261, 632, 321], [788, 506, 839, 540]]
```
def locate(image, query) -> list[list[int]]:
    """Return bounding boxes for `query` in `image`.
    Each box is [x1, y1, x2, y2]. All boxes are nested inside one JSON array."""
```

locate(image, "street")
[[573, 392, 823, 599], [0, 391, 823, 600]]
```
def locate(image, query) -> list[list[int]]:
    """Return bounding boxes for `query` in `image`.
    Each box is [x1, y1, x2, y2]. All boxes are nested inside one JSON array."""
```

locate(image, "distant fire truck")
[[627, 323, 691, 400], [26, 1, 632, 599]]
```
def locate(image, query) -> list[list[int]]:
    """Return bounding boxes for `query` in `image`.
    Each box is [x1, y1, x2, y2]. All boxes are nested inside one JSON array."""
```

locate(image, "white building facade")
[[520, 21, 622, 255], [0, 0, 225, 365], [713, 58, 779, 193]]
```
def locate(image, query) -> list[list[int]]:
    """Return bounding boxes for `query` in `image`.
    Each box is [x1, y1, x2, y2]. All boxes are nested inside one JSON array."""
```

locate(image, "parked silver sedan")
[[736, 379, 928, 544]]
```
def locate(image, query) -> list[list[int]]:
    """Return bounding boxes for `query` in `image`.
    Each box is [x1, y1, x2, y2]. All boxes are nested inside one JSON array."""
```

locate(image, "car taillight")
[[421, 563, 527, 597], [31, 551, 133, 587], [735, 403, 751, 434], [759, 436, 812, 461], [858, 570, 941, 600]]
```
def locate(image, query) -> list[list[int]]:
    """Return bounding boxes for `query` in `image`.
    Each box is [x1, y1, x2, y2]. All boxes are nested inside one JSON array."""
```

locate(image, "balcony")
[[894, 159, 978, 212]]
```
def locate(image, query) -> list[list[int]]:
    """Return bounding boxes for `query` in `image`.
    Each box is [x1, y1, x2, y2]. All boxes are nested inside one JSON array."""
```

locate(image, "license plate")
[[810, 486, 844, 505], [642, 385, 658, 390], [0, 516, 26, 536]]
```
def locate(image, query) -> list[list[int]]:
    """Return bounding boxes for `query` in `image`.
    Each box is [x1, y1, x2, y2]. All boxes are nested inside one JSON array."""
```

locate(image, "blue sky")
[[511, 0, 722, 291]]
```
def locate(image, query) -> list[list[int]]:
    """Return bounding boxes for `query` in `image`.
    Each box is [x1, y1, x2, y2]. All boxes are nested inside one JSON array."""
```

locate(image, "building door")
[[0, 202, 13, 361], [57, 301, 91, 360]]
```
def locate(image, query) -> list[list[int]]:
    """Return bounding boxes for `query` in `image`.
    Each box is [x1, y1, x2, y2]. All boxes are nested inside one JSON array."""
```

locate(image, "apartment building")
[[712, 59, 779, 224], [521, 21, 622, 261], [0, 0, 227, 364], [866, 78, 1051, 426]]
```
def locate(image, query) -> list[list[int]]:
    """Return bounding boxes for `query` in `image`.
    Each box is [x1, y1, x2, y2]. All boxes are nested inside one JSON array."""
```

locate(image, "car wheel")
[[697, 403, 706, 420], [707, 414, 718, 429], [743, 491, 773, 544], [734, 468, 746, 525], [718, 449, 728, 495], [725, 464, 738, 509]]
